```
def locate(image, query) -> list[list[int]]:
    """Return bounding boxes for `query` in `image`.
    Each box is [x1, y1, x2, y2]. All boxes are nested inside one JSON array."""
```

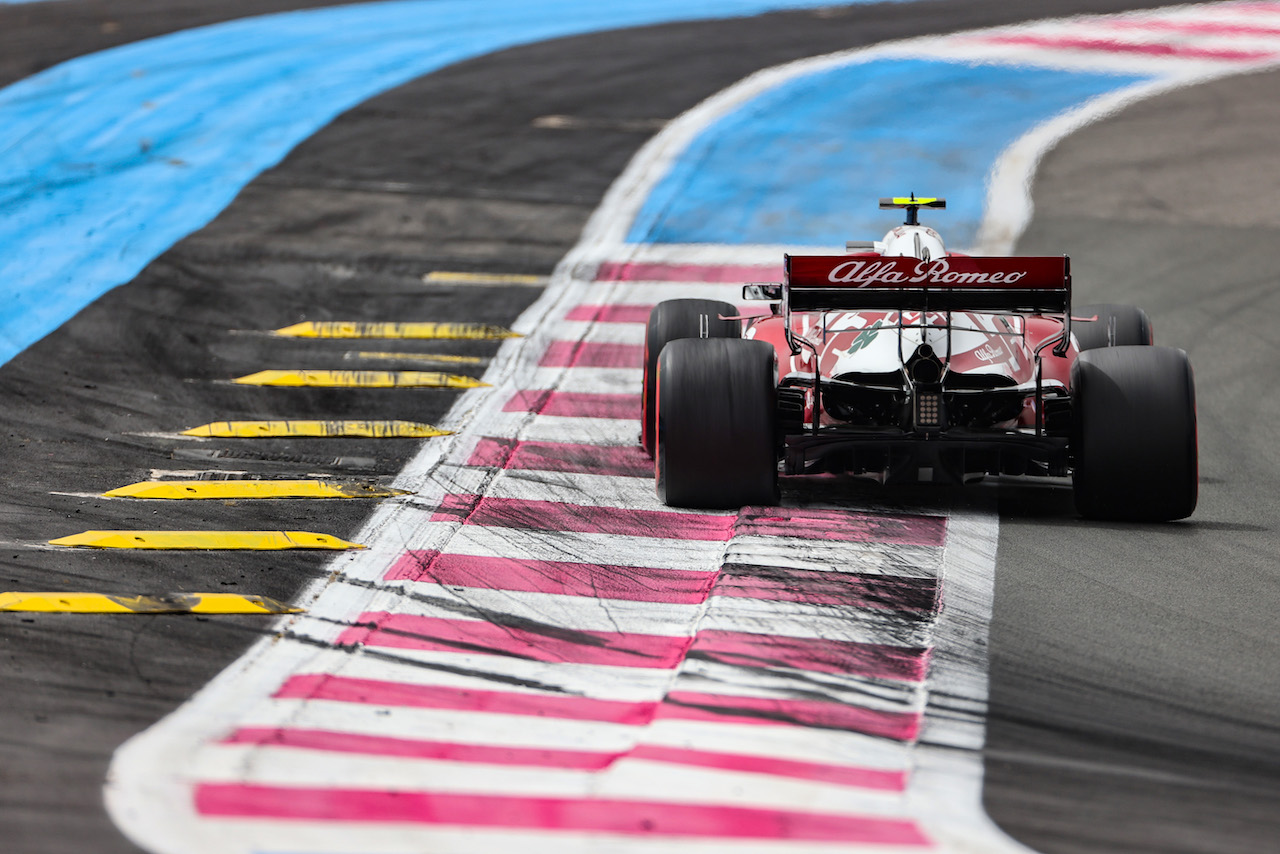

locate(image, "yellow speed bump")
[[104, 480, 409, 500], [49, 531, 365, 550], [0, 592, 302, 614], [273, 321, 519, 340], [232, 370, 487, 389], [182, 420, 451, 438]]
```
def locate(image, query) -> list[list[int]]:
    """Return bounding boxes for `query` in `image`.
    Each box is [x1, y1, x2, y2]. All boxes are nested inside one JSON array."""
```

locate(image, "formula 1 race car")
[[642, 196, 1197, 521]]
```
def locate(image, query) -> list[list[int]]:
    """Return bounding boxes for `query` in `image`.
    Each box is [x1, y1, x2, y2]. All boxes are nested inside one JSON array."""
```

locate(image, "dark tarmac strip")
[[0, 1, 1214, 852], [989, 69, 1280, 853], [0, 0, 388, 87]]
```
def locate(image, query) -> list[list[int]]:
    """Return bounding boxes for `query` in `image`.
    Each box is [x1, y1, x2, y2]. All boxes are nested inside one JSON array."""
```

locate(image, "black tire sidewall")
[[1073, 303, 1154, 351], [642, 299, 740, 456], [1072, 345, 1197, 521], [657, 337, 777, 509]]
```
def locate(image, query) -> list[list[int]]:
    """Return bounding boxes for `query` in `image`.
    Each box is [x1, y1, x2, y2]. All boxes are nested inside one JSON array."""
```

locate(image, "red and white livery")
[[642, 196, 1197, 521]]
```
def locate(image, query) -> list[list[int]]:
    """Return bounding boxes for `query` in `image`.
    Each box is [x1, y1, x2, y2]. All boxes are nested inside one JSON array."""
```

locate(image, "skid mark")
[[385, 552, 717, 604], [338, 613, 696, 668], [503, 389, 640, 420], [565, 304, 654, 323], [540, 340, 644, 368], [431, 494, 735, 541], [467, 437, 652, 477]]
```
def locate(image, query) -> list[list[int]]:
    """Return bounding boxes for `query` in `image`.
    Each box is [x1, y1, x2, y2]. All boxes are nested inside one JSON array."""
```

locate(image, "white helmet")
[[881, 224, 947, 262]]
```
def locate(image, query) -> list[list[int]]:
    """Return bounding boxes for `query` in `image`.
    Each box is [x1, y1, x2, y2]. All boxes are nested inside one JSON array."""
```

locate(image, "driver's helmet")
[[881, 225, 946, 262]]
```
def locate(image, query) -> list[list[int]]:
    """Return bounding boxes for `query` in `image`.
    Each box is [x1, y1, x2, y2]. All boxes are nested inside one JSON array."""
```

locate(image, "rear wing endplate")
[[780, 254, 1071, 314]]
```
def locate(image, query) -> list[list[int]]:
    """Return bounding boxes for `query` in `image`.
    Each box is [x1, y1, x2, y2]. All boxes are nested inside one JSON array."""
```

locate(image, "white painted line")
[[907, 505, 1039, 852], [524, 366, 642, 393], [582, 280, 748, 304], [238, 697, 642, 751], [724, 536, 943, 578], [674, 659, 924, 713], [551, 319, 648, 344], [398, 523, 727, 570], [641, 718, 911, 771], [480, 411, 641, 446], [976, 72, 1252, 254], [231, 697, 914, 772], [313, 579, 705, 635], [181, 822, 912, 854], [484, 467, 660, 508], [695, 600, 935, 645]]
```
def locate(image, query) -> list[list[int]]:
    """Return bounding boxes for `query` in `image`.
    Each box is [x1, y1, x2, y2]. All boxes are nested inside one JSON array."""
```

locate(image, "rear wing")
[[774, 254, 1071, 314]]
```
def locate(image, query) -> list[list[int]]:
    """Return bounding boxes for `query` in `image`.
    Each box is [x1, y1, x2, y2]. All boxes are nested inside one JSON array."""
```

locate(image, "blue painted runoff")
[[627, 58, 1150, 248], [0, 0, 923, 367]]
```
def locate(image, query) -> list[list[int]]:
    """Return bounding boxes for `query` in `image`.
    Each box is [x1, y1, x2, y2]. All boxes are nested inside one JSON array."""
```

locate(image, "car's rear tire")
[[642, 299, 740, 457], [656, 338, 777, 509], [1073, 303, 1153, 350], [1071, 345, 1197, 521]]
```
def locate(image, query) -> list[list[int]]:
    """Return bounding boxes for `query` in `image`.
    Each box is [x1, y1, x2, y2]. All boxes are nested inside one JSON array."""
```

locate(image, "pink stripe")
[[978, 33, 1274, 61], [540, 340, 643, 368], [339, 615, 924, 680], [629, 745, 906, 791], [338, 613, 692, 669], [195, 785, 931, 844], [690, 630, 929, 683], [465, 436, 515, 468], [565, 304, 653, 323], [275, 675, 655, 724], [385, 551, 716, 604], [562, 304, 768, 323], [224, 728, 616, 770], [739, 506, 946, 547], [1105, 17, 1280, 37], [224, 728, 905, 791], [467, 437, 651, 477], [275, 676, 917, 739], [431, 494, 735, 541], [596, 261, 781, 283], [717, 564, 939, 612], [503, 389, 638, 420], [659, 691, 920, 741]]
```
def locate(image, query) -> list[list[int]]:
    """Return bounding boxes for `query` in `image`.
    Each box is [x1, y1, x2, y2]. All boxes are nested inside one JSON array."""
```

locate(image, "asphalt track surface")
[[0, 1, 1270, 852], [988, 69, 1280, 853]]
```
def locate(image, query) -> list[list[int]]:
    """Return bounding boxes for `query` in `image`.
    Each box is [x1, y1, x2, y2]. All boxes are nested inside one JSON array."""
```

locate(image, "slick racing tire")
[[1071, 345, 1197, 521], [1073, 303, 1153, 351], [656, 338, 777, 509], [642, 299, 740, 457]]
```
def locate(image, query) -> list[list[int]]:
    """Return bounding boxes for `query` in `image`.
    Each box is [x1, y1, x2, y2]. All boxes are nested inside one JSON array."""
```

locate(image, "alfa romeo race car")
[[642, 196, 1197, 522]]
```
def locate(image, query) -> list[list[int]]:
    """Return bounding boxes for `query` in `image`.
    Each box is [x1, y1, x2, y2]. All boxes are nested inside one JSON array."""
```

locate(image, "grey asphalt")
[[0, 1, 1265, 853], [987, 68, 1280, 853]]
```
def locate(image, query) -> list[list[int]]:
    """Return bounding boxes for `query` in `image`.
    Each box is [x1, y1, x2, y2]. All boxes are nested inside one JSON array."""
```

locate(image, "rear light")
[[915, 392, 943, 430]]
